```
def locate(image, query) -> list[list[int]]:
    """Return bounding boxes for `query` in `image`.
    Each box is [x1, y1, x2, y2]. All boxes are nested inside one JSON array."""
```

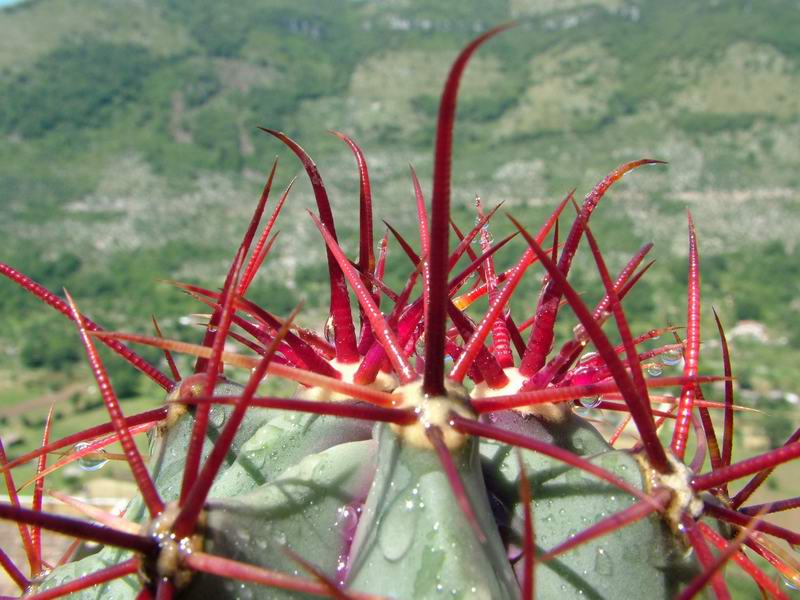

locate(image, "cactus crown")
[[0, 26, 798, 600]]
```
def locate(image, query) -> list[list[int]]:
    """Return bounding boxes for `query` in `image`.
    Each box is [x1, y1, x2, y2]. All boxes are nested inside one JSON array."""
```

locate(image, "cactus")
[[1, 26, 799, 600]]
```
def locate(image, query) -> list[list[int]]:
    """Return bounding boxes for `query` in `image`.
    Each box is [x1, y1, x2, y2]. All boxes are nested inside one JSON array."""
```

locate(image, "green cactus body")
[[193, 438, 377, 599], [478, 411, 696, 599], [343, 423, 518, 599]]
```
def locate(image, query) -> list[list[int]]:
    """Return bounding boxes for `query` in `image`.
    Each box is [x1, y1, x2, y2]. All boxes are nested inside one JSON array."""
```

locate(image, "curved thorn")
[[712, 308, 735, 471], [508, 214, 670, 473], [672, 210, 702, 459], [310, 212, 416, 383], [450, 194, 567, 383], [520, 160, 666, 376], [331, 132, 375, 281], [237, 158, 278, 284], [240, 175, 294, 295], [423, 24, 514, 396], [259, 128, 359, 362], [33, 405, 54, 571]]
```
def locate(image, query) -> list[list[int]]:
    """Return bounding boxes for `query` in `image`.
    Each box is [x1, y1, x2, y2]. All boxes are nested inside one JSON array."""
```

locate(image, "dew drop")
[[595, 547, 613, 576], [74, 442, 108, 471], [324, 315, 335, 343], [579, 396, 601, 409], [210, 407, 226, 428], [646, 363, 663, 377], [781, 573, 800, 591], [378, 489, 420, 562], [579, 351, 599, 364], [662, 347, 683, 367]]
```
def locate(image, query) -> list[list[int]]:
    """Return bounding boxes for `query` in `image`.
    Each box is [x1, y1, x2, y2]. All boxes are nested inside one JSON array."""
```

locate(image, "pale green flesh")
[[346, 423, 519, 600], [33, 391, 701, 600], [479, 411, 698, 600]]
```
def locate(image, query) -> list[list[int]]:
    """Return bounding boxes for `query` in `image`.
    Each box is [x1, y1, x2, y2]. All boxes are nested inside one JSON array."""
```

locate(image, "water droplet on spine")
[[74, 442, 108, 471], [646, 362, 663, 376], [662, 348, 682, 366], [324, 315, 335, 343], [781, 573, 800, 591]]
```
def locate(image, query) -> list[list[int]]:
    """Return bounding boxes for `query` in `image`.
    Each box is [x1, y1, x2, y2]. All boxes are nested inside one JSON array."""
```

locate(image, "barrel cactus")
[[1, 26, 798, 600]]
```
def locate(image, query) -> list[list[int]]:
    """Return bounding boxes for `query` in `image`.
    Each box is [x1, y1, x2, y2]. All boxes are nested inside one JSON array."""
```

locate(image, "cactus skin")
[[2, 26, 799, 600]]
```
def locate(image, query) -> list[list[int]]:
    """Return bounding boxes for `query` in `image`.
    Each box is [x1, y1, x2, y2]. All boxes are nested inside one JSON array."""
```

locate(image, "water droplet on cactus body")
[[579, 396, 601, 409], [579, 351, 599, 363], [324, 315, 335, 343], [377, 489, 419, 561], [74, 442, 108, 471], [595, 547, 613, 576], [210, 407, 226, 428], [662, 347, 683, 366]]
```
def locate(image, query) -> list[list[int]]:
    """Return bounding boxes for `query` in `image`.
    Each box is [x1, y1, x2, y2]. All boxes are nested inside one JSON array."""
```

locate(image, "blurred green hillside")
[[1, 0, 799, 445]]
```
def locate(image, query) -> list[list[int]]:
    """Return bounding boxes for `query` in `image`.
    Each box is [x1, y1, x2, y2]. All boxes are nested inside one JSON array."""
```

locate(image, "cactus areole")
[[0, 25, 798, 600]]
